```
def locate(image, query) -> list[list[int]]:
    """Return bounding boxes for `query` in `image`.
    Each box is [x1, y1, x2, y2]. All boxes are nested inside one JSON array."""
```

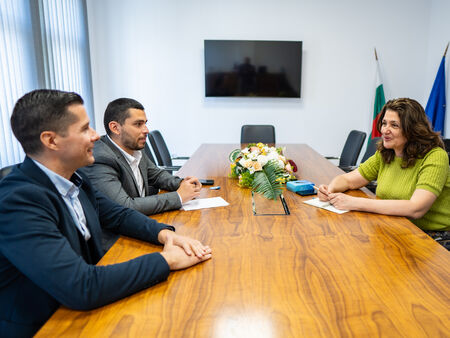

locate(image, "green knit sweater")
[[359, 147, 450, 231]]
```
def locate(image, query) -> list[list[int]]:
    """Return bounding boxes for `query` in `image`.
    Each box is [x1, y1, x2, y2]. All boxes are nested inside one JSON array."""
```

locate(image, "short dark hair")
[[103, 98, 145, 136], [376, 98, 444, 168], [10, 89, 84, 155]]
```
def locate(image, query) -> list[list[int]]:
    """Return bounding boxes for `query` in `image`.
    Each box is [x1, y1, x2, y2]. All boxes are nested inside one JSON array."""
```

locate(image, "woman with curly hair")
[[318, 98, 449, 246]]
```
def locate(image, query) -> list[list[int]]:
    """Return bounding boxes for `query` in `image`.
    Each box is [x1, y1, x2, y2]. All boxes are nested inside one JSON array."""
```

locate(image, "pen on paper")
[[313, 185, 328, 195], [313, 185, 328, 196]]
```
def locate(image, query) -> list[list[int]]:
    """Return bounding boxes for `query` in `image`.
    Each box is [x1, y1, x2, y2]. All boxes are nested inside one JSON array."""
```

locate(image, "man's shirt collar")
[[107, 134, 142, 165], [32, 159, 82, 198]]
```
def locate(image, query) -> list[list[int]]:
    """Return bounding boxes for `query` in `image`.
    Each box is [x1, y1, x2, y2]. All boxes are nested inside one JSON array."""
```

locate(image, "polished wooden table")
[[37, 144, 450, 337]]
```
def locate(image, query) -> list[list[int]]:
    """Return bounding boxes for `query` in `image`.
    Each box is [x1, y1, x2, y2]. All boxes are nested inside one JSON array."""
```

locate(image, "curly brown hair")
[[376, 98, 444, 168]]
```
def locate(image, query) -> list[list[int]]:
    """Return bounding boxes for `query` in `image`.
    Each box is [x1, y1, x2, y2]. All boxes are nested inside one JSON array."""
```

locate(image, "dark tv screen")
[[204, 40, 302, 98]]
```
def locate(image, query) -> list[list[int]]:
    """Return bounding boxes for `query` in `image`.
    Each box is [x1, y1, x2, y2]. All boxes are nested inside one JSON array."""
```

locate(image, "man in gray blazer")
[[82, 98, 201, 216]]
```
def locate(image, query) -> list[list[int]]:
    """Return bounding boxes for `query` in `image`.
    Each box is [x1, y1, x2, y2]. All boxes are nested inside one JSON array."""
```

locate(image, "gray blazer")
[[82, 136, 182, 215]]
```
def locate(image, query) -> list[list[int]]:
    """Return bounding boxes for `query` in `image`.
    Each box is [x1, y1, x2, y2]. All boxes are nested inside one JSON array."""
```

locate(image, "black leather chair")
[[341, 137, 381, 172], [147, 130, 189, 168], [443, 138, 450, 164], [326, 130, 367, 169], [144, 142, 157, 164], [443, 138, 450, 150], [361, 137, 381, 162], [240, 125, 275, 144], [0, 164, 15, 179], [144, 142, 180, 173]]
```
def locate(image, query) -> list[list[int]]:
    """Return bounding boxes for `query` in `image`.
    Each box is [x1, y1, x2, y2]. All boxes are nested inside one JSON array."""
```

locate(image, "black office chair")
[[148, 130, 189, 168], [144, 142, 180, 173], [0, 164, 15, 179], [341, 137, 381, 172], [443, 138, 450, 164], [241, 125, 276, 144], [361, 137, 381, 162], [443, 138, 450, 150], [325, 130, 367, 168], [362, 137, 381, 193], [144, 142, 157, 164]]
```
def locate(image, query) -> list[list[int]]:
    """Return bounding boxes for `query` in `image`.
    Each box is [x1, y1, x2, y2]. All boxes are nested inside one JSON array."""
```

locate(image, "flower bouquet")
[[229, 143, 297, 200]]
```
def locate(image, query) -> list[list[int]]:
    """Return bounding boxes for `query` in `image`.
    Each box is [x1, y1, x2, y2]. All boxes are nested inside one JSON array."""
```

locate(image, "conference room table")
[[37, 144, 450, 337]]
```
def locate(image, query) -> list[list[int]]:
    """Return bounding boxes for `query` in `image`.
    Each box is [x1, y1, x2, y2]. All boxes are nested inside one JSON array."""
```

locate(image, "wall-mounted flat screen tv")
[[204, 40, 302, 98]]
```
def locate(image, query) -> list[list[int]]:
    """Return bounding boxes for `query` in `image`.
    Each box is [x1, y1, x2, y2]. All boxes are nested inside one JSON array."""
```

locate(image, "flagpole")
[[444, 42, 449, 57], [370, 47, 386, 141]]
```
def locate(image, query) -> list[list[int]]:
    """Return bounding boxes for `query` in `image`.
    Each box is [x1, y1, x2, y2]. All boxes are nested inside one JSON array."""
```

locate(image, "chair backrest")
[[148, 130, 173, 166], [443, 139, 450, 164], [0, 165, 15, 179], [241, 125, 275, 144], [339, 130, 367, 167], [443, 138, 450, 151], [361, 137, 381, 163], [143, 142, 157, 164]]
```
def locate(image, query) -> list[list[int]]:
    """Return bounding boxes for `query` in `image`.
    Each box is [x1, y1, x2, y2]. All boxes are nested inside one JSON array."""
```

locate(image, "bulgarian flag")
[[370, 49, 386, 139]]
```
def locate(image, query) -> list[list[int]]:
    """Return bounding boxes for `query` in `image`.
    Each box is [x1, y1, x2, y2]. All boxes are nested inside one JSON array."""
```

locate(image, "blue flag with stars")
[[425, 55, 446, 136]]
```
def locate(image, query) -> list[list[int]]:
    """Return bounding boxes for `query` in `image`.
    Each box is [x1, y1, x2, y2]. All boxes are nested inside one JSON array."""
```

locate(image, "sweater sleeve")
[[415, 147, 449, 196], [358, 151, 381, 182]]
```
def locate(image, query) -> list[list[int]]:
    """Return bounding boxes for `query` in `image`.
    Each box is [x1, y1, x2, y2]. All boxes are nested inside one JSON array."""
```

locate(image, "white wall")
[[86, 0, 448, 159]]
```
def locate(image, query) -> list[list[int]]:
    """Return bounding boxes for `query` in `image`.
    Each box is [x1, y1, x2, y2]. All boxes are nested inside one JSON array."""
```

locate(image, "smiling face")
[[55, 104, 99, 170], [380, 109, 408, 157], [114, 108, 149, 154]]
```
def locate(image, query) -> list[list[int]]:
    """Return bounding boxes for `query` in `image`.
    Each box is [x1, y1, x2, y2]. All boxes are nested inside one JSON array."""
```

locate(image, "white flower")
[[241, 148, 250, 155], [266, 151, 279, 161], [248, 151, 258, 160], [253, 161, 263, 171], [239, 158, 252, 168], [256, 154, 269, 167]]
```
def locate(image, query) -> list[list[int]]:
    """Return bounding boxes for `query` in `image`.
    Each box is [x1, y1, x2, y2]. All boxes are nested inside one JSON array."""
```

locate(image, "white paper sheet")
[[303, 197, 349, 214], [181, 197, 229, 211]]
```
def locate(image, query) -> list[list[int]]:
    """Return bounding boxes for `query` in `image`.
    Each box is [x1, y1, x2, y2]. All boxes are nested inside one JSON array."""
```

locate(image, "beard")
[[121, 133, 146, 151]]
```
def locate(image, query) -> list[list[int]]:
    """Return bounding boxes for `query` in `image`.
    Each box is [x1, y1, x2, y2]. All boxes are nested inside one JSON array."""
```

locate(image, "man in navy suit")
[[0, 89, 212, 337]]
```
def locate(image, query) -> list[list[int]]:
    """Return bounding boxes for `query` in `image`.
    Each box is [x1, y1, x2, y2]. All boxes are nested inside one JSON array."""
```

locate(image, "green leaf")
[[229, 149, 241, 163], [252, 160, 285, 200]]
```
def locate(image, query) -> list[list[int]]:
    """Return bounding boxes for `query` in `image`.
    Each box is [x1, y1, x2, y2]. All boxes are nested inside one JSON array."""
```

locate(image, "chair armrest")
[[338, 165, 357, 172], [159, 165, 181, 171], [366, 181, 377, 193]]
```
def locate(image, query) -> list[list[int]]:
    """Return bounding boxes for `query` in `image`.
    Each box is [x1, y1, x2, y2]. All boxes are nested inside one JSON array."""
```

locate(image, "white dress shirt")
[[107, 135, 145, 197], [32, 159, 91, 241]]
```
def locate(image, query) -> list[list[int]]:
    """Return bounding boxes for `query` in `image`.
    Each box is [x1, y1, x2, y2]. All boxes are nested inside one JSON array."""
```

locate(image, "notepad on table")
[[303, 198, 349, 214], [182, 197, 229, 211]]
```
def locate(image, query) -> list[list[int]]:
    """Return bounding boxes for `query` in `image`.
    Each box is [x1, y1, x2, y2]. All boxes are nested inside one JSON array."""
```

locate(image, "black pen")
[[280, 194, 290, 215]]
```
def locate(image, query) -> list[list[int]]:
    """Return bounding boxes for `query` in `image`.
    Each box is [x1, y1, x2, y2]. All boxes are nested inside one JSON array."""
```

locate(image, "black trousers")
[[424, 230, 450, 250]]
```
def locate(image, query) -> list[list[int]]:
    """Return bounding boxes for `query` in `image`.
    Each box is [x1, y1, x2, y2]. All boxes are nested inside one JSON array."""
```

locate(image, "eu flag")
[[425, 55, 446, 136]]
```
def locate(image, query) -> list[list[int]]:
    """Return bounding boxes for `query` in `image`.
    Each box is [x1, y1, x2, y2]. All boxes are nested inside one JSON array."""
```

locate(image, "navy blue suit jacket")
[[0, 157, 174, 337]]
